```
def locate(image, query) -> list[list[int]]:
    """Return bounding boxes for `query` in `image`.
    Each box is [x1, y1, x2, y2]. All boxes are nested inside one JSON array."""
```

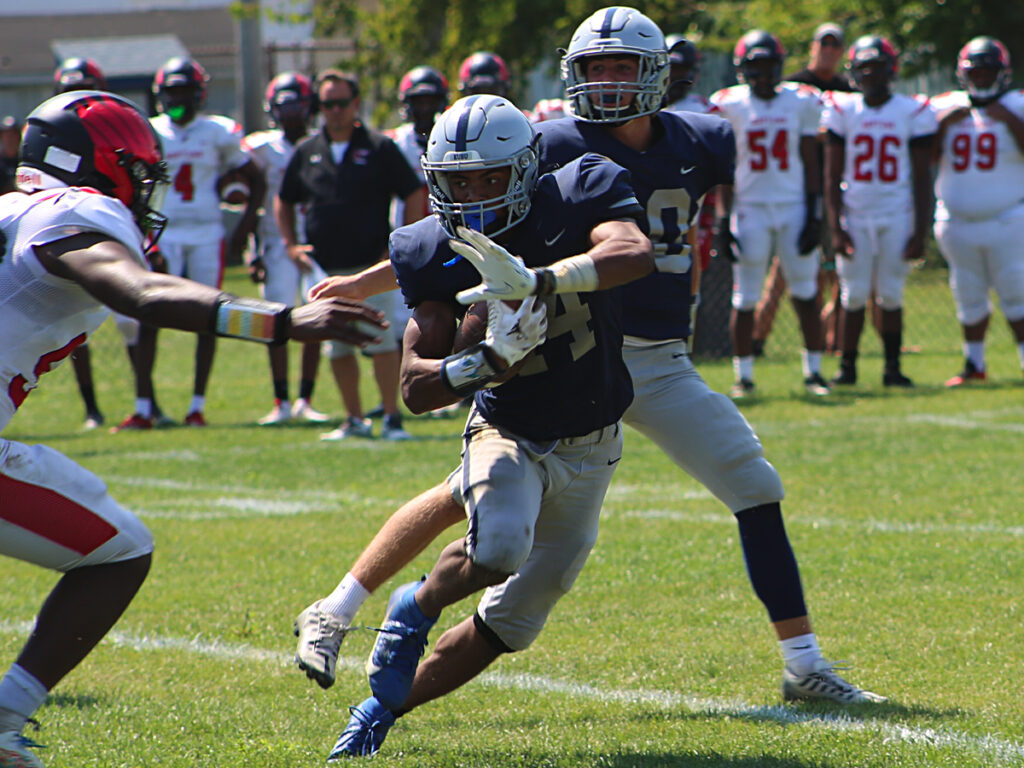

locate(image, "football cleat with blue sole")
[[365, 580, 436, 711], [326, 697, 395, 760]]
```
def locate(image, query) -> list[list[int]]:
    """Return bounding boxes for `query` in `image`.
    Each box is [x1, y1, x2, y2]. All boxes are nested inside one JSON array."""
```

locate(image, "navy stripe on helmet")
[[454, 94, 481, 151], [599, 7, 618, 37]]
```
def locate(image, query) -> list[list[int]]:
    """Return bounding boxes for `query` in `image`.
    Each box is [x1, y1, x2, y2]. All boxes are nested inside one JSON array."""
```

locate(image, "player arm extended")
[[34, 232, 387, 346]]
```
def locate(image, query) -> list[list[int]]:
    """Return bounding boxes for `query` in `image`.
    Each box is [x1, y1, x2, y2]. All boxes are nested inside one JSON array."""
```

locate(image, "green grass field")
[[2, 268, 1022, 767]]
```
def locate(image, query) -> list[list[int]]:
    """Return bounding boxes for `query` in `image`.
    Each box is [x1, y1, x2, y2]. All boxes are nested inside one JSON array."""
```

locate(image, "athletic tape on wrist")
[[211, 294, 291, 345], [440, 343, 505, 397], [532, 254, 599, 295]]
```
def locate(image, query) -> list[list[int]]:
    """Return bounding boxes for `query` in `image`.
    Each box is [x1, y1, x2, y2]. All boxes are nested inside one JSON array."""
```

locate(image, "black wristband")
[[533, 268, 557, 296]]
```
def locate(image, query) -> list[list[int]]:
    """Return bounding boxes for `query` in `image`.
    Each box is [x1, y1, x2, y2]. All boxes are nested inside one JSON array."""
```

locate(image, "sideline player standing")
[[328, 93, 653, 759], [823, 36, 937, 387], [932, 37, 1024, 385], [146, 56, 266, 425], [0, 90, 386, 768], [711, 30, 830, 398], [295, 10, 884, 757], [242, 72, 332, 425]]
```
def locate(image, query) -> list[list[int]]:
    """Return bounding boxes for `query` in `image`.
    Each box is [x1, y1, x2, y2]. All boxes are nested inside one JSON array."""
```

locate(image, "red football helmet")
[[54, 58, 107, 93], [957, 37, 1012, 105], [19, 91, 169, 242], [153, 57, 209, 121], [530, 98, 569, 123], [847, 35, 899, 90], [458, 52, 511, 97], [264, 71, 314, 125], [733, 30, 785, 96]]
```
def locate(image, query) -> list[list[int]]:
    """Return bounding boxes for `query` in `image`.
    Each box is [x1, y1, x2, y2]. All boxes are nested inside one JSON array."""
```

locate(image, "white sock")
[[779, 633, 822, 676], [0, 664, 48, 729], [964, 341, 985, 371], [319, 573, 371, 626], [801, 349, 822, 377], [135, 398, 152, 418], [733, 355, 754, 382], [189, 395, 205, 414]]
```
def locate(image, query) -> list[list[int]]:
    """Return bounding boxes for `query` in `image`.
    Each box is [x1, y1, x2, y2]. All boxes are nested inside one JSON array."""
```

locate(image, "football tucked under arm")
[[449, 297, 546, 386]]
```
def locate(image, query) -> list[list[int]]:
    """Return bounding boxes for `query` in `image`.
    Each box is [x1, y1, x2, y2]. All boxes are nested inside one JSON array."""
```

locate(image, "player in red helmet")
[[54, 57, 107, 93], [457, 51, 511, 97], [933, 37, 1024, 386], [126, 56, 266, 428], [823, 35, 937, 387], [712, 30, 830, 397], [0, 90, 386, 768], [242, 71, 335, 425]]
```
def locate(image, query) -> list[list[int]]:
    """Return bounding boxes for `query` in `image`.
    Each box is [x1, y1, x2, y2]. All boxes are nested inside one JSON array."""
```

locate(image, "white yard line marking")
[[616, 509, 1024, 538], [0, 621, 1019, 764], [103, 474, 1022, 536]]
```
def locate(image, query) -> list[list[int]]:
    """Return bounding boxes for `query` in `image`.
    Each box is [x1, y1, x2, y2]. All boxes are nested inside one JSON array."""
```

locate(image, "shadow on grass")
[[45, 691, 103, 710]]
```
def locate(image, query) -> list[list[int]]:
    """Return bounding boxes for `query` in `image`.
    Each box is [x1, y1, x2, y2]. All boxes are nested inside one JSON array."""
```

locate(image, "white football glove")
[[484, 296, 547, 368], [451, 226, 538, 305]]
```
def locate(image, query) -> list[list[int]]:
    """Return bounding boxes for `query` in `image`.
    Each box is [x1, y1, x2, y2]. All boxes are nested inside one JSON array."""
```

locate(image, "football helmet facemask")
[[265, 72, 314, 126], [957, 37, 1012, 106], [457, 52, 511, 97], [421, 95, 538, 238], [19, 91, 169, 246], [54, 58, 107, 93], [562, 6, 669, 123], [153, 57, 209, 123]]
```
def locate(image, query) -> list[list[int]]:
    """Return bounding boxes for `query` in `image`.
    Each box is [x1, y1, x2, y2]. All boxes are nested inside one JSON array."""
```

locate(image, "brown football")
[[452, 301, 528, 383]]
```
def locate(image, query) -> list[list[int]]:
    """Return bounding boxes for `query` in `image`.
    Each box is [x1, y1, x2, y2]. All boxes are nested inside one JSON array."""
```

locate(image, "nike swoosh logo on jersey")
[[672, 353, 688, 359], [680, 165, 696, 175], [607, 457, 621, 465], [545, 229, 566, 246]]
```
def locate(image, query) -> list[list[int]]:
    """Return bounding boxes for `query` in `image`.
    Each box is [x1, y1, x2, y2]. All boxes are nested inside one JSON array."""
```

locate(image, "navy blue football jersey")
[[536, 112, 735, 340], [390, 153, 643, 441]]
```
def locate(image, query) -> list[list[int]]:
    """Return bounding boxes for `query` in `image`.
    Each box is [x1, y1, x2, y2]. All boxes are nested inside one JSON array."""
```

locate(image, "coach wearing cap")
[[787, 23, 853, 92]]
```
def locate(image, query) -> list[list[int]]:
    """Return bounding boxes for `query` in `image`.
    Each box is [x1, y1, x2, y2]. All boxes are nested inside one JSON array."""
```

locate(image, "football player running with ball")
[[0, 91, 386, 768], [822, 36, 937, 388], [931, 36, 1024, 385], [295, 10, 885, 760], [323, 93, 654, 758]]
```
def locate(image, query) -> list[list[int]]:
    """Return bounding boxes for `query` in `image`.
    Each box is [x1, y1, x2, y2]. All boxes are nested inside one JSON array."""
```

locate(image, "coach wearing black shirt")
[[276, 69, 425, 440], [787, 24, 853, 93]]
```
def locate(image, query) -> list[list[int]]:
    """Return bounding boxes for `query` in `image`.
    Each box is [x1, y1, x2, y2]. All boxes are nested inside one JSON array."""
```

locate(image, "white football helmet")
[[421, 95, 538, 238], [561, 6, 669, 123]]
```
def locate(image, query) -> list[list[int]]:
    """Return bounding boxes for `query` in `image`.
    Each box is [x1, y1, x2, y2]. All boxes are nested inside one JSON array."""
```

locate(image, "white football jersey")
[[151, 113, 248, 230], [932, 89, 1024, 221], [0, 188, 146, 430], [822, 91, 937, 214], [241, 128, 301, 242], [385, 122, 429, 228], [665, 93, 713, 115], [710, 82, 822, 204]]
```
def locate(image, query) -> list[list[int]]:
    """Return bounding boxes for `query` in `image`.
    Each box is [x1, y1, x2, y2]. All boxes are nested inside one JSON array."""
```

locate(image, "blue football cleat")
[[326, 697, 395, 760], [365, 580, 437, 710]]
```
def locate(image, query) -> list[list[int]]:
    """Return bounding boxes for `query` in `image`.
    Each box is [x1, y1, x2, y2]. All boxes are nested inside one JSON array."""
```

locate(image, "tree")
[[308, 0, 1024, 123]]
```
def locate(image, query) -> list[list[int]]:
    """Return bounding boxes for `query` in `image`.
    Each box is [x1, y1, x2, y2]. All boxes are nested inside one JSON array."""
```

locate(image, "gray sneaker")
[[294, 601, 349, 689], [782, 658, 887, 704], [320, 417, 373, 441]]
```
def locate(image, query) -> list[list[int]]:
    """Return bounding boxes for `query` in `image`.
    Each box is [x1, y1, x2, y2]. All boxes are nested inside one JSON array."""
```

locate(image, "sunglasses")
[[321, 97, 354, 110]]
